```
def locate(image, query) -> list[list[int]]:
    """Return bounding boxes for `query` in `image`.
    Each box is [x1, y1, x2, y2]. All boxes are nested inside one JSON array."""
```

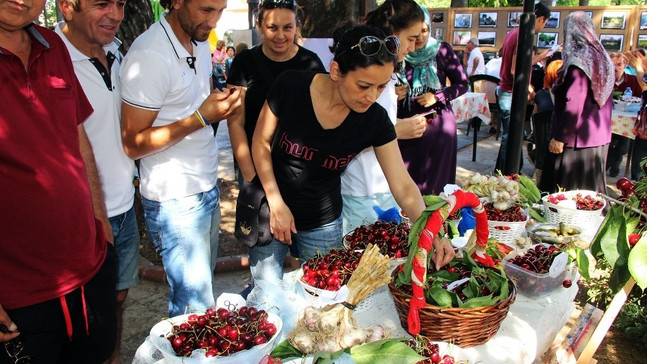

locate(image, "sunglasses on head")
[[341, 35, 400, 58], [259, 0, 297, 9]]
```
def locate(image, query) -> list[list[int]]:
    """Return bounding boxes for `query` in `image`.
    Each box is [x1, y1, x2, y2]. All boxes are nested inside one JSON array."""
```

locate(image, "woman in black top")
[[227, 0, 325, 183], [249, 25, 455, 283]]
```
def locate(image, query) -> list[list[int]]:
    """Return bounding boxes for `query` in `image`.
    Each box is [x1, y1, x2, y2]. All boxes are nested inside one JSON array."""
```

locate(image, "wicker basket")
[[488, 210, 529, 244], [387, 269, 517, 348], [542, 190, 605, 231]]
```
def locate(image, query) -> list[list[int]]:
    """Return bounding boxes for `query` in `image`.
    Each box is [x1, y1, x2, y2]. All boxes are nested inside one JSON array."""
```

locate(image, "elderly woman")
[[540, 11, 614, 194]]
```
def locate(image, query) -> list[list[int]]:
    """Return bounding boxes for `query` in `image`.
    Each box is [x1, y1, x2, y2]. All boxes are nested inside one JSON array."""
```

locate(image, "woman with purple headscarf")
[[539, 11, 614, 194]]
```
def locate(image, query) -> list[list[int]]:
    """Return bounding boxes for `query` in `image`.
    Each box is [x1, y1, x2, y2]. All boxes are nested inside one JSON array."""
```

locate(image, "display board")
[[432, 6, 644, 55]]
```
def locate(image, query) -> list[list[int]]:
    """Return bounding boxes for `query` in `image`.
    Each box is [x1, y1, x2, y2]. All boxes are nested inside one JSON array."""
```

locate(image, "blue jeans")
[[109, 205, 140, 291], [495, 88, 512, 173], [141, 186, 221, 317], [249, 215, 343, 284]]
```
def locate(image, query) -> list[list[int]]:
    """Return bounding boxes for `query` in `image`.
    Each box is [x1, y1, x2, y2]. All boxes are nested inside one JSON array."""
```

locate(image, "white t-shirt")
[[55, 25, 136, 217], [467, 47, 485, 76], [485, 57, 502, 78], [340, 78, 397, 196], [121, 15, 218, 202]]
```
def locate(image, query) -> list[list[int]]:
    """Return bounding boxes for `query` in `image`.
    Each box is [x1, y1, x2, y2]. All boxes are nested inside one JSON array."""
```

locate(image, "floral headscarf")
[[400, 5, 441, 98], [556, 11, 614, 108]]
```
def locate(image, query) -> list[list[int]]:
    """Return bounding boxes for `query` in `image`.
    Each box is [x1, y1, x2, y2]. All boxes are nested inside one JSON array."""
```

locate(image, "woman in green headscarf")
[[397, 5, 468, 195]]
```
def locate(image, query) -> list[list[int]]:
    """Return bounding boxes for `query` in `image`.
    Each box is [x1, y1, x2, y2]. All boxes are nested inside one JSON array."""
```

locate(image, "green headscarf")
[[402, 5, 441, 98]]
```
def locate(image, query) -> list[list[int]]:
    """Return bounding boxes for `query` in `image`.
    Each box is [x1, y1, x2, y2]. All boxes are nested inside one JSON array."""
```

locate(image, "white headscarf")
[[557, 11, 614, 108]]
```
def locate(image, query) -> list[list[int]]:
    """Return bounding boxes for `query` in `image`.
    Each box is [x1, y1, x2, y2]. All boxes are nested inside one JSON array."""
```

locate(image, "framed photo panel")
[[641, 12, 647, 30], [477, 31, 496, 47], [537, 32, 558, 48], [600, 34, 623, 52], [431, 12, 444, 24], [453, 31, 471, 46], [455, 13, 472, 28], [638, 34, 647, 49], [601, 11, 626, 29], [479, 12, 497, 27], [434, 28, 444, 41], [508, 12, 522, 27], [545, 12, 560, 28]]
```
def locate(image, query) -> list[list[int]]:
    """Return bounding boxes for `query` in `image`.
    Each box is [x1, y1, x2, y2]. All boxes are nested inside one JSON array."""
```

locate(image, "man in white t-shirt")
[[56, 0, 138, 361], [464, 37, 485, 77], [120, 0, 242, 318]]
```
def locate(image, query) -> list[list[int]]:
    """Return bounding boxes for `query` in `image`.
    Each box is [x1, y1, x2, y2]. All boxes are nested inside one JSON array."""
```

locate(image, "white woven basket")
[[488, 210, 529, 243], [542, 190, 605, 231]]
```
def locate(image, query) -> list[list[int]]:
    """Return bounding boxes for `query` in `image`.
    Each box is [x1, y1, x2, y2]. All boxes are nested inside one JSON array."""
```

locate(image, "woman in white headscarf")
[[540, 11, 614, 194]]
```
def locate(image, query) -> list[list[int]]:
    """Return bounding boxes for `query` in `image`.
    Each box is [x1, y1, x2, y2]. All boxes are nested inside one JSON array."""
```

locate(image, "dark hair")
[[534, 3, 551, 20], [364, 0, 424, 36], [256, 0, 302, 28], [329, 23, 397, 75]]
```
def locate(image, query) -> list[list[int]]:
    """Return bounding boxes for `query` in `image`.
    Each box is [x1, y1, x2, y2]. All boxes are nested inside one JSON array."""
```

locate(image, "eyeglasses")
[[4, 339, 35, 364], [259, 0, 297, 9], [341, 36, 400, 57]]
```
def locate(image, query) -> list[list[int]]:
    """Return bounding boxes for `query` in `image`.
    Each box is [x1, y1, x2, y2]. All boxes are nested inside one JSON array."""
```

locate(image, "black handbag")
[[235, 179, 273, 247]]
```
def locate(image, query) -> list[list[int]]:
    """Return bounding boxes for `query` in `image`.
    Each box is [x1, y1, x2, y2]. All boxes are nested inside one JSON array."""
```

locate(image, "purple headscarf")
[[556, 11, 614, 108]]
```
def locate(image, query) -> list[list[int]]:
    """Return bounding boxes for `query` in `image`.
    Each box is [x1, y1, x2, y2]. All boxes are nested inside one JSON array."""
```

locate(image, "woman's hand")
[[395, 115, 427, 139], [269, 200, 296, 245], [549, 138, 564, 154], [431, 235, 455, 271], [395, 84, 408, 102], [415, 92, 438, 108]]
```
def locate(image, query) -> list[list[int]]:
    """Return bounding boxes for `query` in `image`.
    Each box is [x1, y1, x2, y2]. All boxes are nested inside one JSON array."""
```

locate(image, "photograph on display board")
[[431, 12, 444, 23], [508, 12, 522, 27], [537, 32, 558, 48], [434, 28, 444, 41], [453, 30, 471, 45], [641, 12, 647, 30], [479, 12, 497, 27], [455, 13, 472, 28], [478, 31, 496, 47], [545, 12, 560, 28], [601, 11, 626, 29], [600, 34, 623, 52], [638, 34, 647, 48]]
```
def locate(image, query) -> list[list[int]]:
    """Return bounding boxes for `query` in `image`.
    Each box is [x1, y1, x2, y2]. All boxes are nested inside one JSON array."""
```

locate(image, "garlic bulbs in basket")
[[462, 173, 520, 210]]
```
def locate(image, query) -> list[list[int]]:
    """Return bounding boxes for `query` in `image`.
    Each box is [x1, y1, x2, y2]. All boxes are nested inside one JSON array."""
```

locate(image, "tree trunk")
[[116, 0, 154, 53], [538, 0, 552, 7], [298, 0, 360, 38], [451, 0, 468, 7], [579, 0, 590, 5]]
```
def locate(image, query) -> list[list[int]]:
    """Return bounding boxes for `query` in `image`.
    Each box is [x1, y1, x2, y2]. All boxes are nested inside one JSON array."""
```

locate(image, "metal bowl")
[[526, 222, 583, 245]]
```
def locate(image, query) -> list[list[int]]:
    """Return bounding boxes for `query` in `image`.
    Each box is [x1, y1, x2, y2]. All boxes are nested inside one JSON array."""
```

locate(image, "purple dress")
[[397, 42, 468, 195]]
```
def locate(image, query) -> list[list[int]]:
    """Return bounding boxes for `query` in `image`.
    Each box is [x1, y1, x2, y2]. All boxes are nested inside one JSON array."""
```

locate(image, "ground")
[[138, 179, 645, 363]]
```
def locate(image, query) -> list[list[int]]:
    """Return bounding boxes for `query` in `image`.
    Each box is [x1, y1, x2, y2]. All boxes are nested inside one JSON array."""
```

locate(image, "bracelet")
[[193, 110, 208, 127]]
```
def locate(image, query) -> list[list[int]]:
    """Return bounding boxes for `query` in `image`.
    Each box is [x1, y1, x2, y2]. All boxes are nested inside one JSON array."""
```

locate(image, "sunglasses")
[[340, 36, 400, 58], [259, 0, 296, 9]]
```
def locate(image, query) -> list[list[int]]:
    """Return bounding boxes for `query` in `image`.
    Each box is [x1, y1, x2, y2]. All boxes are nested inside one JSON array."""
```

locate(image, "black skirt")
[[539, 143, 609, 194]]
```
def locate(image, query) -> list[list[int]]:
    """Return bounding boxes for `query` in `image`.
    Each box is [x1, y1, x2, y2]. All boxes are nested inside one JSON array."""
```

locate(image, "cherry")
[[447, 266, 457, 273], [617, 177, 634, 191], [629, 233, 641, 247], [205, 348, 219, 357], [563, 279, 573, 288], [254, 334, 268, 345]]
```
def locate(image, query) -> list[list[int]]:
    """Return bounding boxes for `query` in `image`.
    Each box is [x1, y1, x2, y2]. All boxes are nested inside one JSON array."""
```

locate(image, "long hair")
[[364, 0, 424, 36]]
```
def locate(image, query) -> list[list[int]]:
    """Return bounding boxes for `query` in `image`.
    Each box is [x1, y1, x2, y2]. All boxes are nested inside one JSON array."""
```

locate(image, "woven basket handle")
[[407, 190, 489, 335]]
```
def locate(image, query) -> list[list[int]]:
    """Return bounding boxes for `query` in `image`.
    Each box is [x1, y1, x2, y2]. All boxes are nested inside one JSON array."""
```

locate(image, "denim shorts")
[[1, 244, 117, 364], [141, 186, 221, 317], [109, 205, 140, 291], [249, 215, 343, 284]]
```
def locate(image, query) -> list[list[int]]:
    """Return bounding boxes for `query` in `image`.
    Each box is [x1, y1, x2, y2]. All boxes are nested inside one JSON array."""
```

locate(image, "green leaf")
[[429, 270, 458, 281], [608, 222, 631, 293], [313, 348, 347, 364], [590, 207, 616, 259], [529, 207, 546, 223], [350, 339, 425, 364], [629, 235, 647, 290], [427, 286, 453, 307], [498, 277, 510, 302], [600, 209, 626, 267], [576, 248, 591, 280], [462, 294, 496, 308], [270, 339, 304, 360]]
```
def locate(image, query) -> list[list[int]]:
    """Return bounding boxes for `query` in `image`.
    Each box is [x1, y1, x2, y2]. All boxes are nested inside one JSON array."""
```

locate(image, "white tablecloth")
[[612, 109, 638, 140], [134, 269, 577, 364], [451, 92, 492, 125]]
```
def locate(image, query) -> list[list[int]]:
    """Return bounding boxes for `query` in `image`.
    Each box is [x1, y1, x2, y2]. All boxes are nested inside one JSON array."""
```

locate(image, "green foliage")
[[615, 297, 647, 347], [38, 0, 60, 28], [585, 259, 614, 308]]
